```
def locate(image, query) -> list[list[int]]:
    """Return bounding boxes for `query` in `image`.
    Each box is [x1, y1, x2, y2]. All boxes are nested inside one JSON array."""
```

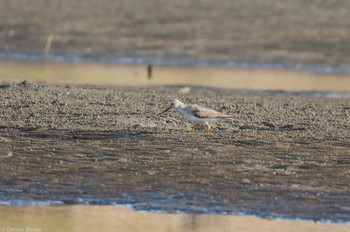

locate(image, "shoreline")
[[0, 200, 349, 225], [1, 60, 350, 93], [2, 52, 350, 74], [1, 205, 349, 232]]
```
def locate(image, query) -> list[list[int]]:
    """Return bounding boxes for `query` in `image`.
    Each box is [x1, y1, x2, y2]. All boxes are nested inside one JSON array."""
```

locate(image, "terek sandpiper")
[[158, 99, 234, 134]]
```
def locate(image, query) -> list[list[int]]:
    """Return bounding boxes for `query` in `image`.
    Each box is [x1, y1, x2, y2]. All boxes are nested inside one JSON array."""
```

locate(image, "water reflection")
[[0, 205, 348, 232], [1, 60, 350, 93]]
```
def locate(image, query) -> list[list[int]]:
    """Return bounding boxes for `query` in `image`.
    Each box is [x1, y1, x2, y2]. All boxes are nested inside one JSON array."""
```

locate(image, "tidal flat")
[[0, 81, 349, 223]]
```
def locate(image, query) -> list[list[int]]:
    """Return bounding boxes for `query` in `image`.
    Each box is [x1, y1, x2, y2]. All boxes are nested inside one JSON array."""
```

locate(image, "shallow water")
[[1, 205, 349, 232], [1, 59, 350, 94], [2, 52, 350, 74]]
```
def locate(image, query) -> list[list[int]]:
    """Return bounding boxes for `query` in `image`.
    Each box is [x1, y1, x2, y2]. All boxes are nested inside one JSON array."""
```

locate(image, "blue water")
[[0, 185, 349, 224], [1, 52, 350, 74]]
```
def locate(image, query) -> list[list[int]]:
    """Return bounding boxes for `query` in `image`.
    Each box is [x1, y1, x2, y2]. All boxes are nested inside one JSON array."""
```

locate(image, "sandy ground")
[[0, 81, 349, 222], [1, 0, 350, 66]]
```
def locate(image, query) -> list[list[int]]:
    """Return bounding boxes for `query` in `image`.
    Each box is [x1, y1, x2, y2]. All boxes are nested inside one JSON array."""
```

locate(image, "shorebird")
[[158, 99, 234, 134]]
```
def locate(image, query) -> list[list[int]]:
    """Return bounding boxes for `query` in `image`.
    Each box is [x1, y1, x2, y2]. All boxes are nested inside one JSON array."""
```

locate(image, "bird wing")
[[190, 105, 233, 119]]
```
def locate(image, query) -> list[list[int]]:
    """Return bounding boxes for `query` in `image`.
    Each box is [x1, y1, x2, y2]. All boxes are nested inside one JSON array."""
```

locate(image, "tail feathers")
[[217, 114, 234, 119]]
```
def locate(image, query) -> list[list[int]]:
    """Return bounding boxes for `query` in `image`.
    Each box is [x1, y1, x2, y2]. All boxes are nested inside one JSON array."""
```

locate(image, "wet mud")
[[1, 0, 350, 66], [0, 81, 349, 222]]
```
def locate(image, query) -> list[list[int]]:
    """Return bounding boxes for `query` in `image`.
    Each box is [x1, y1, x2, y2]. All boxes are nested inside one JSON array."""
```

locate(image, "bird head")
[[158, 99, 182, 115]]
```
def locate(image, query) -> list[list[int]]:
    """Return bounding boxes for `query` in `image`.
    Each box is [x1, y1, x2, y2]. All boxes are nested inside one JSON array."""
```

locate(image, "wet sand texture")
[[0, 82, 349, 222], [1, 0, 350, 66]]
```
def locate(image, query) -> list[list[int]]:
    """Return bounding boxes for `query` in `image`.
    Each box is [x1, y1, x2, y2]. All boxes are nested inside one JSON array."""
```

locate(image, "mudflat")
[[0, 81, 349, 222], [1, 0, 350, 66]]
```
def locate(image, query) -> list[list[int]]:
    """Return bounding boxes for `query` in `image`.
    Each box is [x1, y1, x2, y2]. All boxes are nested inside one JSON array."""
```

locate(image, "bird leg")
[[189, 125, 197, 132], [205, 123, 212, 134]]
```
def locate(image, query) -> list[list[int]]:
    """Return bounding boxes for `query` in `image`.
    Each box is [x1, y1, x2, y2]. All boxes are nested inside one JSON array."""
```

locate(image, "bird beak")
[[158, 106, 172, 116]]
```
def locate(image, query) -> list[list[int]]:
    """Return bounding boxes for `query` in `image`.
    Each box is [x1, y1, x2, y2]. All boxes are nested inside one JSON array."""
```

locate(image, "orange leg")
[[189, 125, 197, 132], [205, 123, 212, 134]]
